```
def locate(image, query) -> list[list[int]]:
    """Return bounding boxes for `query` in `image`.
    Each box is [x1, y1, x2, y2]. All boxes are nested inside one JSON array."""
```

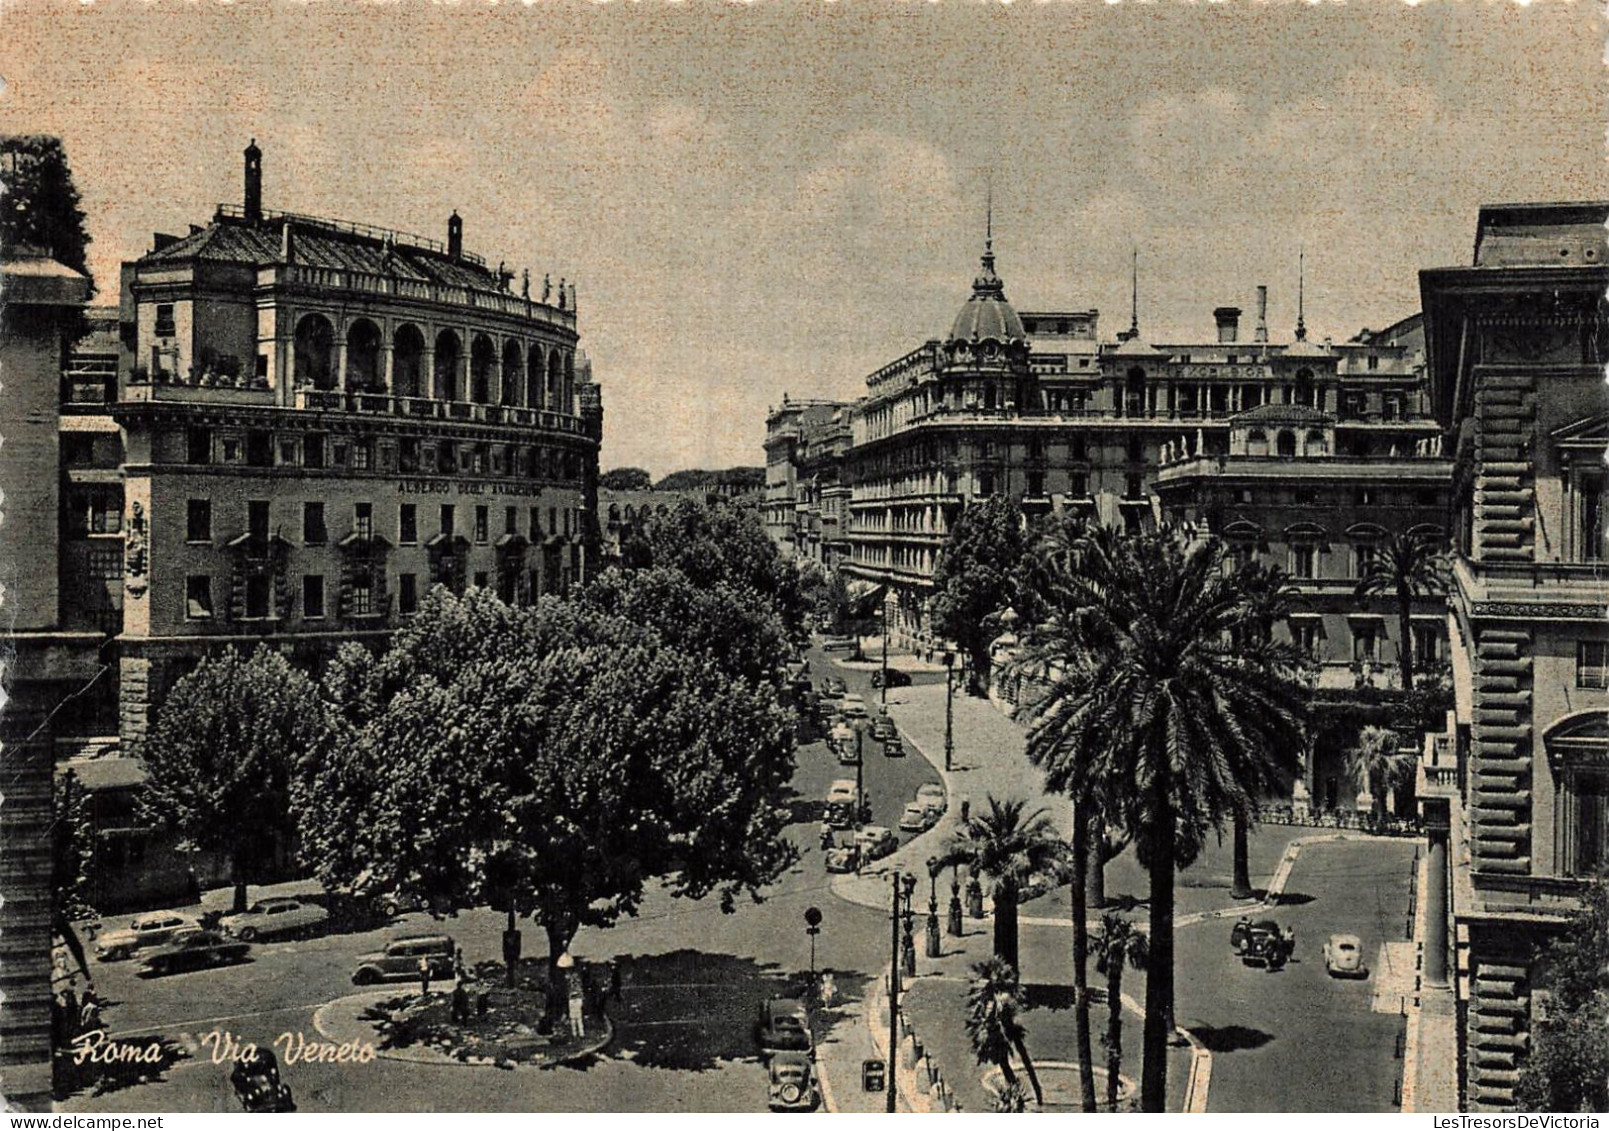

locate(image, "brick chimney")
[[1255, 286, 1269, 343], [447, 211, 463, 260], [1214, 306, 1241, 344], [244, 139, 263, 222]]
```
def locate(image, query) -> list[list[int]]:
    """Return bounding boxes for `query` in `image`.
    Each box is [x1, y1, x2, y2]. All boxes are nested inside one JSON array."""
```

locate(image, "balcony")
[[263, 262, 577, 333], [294, 390, 582, 433]]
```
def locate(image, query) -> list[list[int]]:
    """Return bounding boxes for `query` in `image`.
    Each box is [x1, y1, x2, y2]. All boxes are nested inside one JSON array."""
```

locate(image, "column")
[[457, 332, 471, 403], [382, 344, 394, 397], [336, 333, 349, 392], [1424, 825, 1450, 987], [422, 345, 436, 401]]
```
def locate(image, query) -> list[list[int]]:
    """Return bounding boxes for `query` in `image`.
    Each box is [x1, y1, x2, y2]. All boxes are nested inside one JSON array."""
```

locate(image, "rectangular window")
[[1578, 641, 1609, 690], [355, 502, 374, 541], [549, 507, 557, 535], [1289, 620, 1319, 657], [440, 505, 455, 538], [1352, 622, 1379, 664], [505, 506, 518, 536], [1367, 354, 1380, 371], [399, 504, 418, 545], [248, 500, 271, 542], [245, 574, 271, 619], [351, 576, 374, 617], [221, 436, 242, 463], [564, 509, 572, 537], [154, 303, 176, 337], [246, 430, 273, 468], [473, 571, 489, 590], [302, 575, 326, 619], [332, 439, 350, 467], [1068, 473, 1089, 499], [187, 499, 212, 543], [399, 573, 418, 615], [304, 433, 325, 469], [185, 575, 213, 619], [1575, 470, 1606, 563], [303, 502, 326, 545], [475, 505, 489, 544], [1412, 623, 1442, 669], [1290, 544, 1317, 579], [279, 439, 300, 466], [531, 507, 542, 536], [438, 441, 456, 474], [1125, 474, 1145, 500], [399, 438, 420, 473], [529, 568, 541, 600], [1354, 543, 1377, 579], [352, 441, 372, 471]]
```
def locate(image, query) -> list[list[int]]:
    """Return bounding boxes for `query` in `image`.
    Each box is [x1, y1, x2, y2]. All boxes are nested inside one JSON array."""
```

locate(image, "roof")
[[1, 250, 91, 306], [59, 758, 147, 792], [136, 211, 515, 296], [949, 247, 1025, 343], [1233, 403, 1335, 427]]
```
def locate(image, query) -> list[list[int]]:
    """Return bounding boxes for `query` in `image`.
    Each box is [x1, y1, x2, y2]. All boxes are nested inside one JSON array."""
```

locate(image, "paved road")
[[61, 644, 924, 1114]]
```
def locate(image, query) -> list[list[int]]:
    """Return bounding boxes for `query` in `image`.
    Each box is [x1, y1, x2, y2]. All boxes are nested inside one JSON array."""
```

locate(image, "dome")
[[949, 247, 1025, 343]]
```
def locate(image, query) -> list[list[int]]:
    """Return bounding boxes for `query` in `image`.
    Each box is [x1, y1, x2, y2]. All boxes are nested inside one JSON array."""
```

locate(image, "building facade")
[[1415, 202, 1609, 1111], [87, 142, 603, 755]]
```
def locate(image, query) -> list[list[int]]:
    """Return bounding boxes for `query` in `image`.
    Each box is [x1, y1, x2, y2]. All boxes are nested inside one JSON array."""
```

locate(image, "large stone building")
[[1414, 201, 1608, 1111], [87, 142, 602, 754]]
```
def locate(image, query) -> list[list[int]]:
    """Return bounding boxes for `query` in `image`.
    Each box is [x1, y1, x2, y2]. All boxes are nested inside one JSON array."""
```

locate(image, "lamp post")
[[880, 595, 890, 706], [948, 865, 964, 937], [804, 906, 823, 1001], [854, 724, 866, 824], [943, 649, 955, 772], [887, 871, 901, 1114], [900, 873, 918, 981], [925, 858, 943, 959]]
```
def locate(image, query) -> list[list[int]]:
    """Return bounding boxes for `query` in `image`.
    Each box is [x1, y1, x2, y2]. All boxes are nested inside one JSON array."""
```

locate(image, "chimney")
[[447, 211, 463, 260], [1214, 306, 1241, 344], [1254, 285, 1269, 343], [244, 139, 263, 222]]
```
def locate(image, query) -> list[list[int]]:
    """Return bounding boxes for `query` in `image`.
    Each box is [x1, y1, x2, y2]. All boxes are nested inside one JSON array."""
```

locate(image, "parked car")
[[883, 735, 906, 758], [824, 843, 861, 874], [855, 825, 899, 861], [870, 716, 897, 741], [820, 676, 847, 699], [826, 779, 858, 805], [870, 668, 912, 689], [916, 782, 947, 815], [836, 741, 861, 766], [1323, 933, 1369, 978], [767, 1050, 822, 1111], [821, 636, 857, 653], [898, 802, 934, 833], [840, 694, 869, 719], [95, 912, 198, 962], [220, 897, 329, 941], [138, 929, 251, 976], [352, 934, 458, 985], [1232, 918, 1295, 969], [756, 997, 812, 1053]]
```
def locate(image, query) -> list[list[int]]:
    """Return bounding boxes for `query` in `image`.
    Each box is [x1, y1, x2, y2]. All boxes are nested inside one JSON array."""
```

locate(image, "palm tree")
[[1068, 805, 1098, 1112], [942, 796, 1066, 977], [1016, 524, 1310, 1112], [1354, 531, 1449, 694], [1092, 913, 1150, 1111], [964, 956, 1044, 1107], [1346, 725, 1416, 824]]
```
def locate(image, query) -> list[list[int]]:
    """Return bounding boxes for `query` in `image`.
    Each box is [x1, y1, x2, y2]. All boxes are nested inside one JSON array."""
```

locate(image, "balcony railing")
[[294, 389, 582, 433], [264, 263, 576, 332]]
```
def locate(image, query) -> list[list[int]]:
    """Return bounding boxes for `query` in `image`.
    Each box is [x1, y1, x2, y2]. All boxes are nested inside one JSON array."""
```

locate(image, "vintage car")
[[138, 929, 251, 976], [820, 677, 847, 699], [840, 695, 870, 721], [756, 997, 813, 1053], [220, 897, 329, 941], [898, 802, 933, 833], [883, 735, 906, 759], [824, 842, 861, 874], [95, 911, 199, 962], [767, 1050, 822, 1112], [835, 738, 861, 766], [352, 934, 458, 985], [821, 636, 857, 654], [1323, 933, 1370, 978], [915, 782, 947, 816], [1232, 918, 1296, 969], [870, 668, 912, 690], [870, 716, 898, 741], [855, 825, 899, 861]]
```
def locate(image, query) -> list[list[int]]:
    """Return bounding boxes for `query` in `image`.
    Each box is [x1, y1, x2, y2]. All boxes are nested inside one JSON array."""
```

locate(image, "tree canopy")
[[599, 467, 654, 491], [931, 496, 1031, 688], [141, 646, 327, 910], [1516, 876, 1609, 1113], [299, 587, 799, 967], [2, 135, 96, 340]]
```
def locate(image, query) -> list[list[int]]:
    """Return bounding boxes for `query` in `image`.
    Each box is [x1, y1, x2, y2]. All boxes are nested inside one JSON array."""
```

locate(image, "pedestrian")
[[454, 945, 467, 980], [451, 978, 471, 1023], [185, 866, 202, 906], [417, 955, 432, 997], [79, 989, 101, 1036], [566, 978, 586, 1039], [819, 970, 837, 1009]]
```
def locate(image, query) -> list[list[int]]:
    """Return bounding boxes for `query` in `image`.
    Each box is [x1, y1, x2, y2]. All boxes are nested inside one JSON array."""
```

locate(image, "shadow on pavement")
[[1022, 984, 1076, 1012], [1272, 892, 1315, 907], [1188, 1023, 1275, 1053]]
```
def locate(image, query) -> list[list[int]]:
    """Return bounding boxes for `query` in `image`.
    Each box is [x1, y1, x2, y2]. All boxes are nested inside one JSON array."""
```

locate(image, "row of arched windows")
[[292, 314, 576, 412]]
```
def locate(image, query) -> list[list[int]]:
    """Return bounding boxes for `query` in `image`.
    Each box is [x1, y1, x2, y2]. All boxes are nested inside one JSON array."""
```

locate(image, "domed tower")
[[941, 212, 1032, 414]]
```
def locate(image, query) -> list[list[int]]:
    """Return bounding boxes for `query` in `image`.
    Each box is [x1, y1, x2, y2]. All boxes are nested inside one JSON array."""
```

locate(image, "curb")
[[1399, 847, 1429, 1113], [311, 991, 613, 1069]]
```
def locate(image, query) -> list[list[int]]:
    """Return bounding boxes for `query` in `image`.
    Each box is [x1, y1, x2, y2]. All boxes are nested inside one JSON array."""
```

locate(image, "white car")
[[1323, 933, 1370, 978], [826, 780, 858, 804], [220, 897, 329, 941], [898, 803, 933, 833], [854, 826, 898, 860], [840, 695, 869, 719], [95, 911, 198, 962], [916, 782, 947, 815]]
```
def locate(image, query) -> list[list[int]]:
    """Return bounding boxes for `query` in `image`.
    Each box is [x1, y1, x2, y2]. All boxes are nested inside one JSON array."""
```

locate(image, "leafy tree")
[[931, 496, 1029, 692], [53, 769, 97, 980], [1092, 912, 1149, 1111], [1354, 531, 1449, 694], [1346, 725, 1416, 824], [142, 646, 327, 911], [942, 796, 1066, 976], [1516, 875, 1609, 1113], [626, 499, 808, 640], [302, 587, 798, 1000], [599, 467, 654, 491], [1013, 524, 1309, 1112], [1, 135, 96, 341], [964, 956, 1043, 1107]]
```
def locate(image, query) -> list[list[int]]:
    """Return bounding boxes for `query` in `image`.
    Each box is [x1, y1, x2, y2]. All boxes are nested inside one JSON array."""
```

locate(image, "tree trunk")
[[544, 919, 574, 1031], [1397, 582, 1415, 694], [231, 850, 249, 913], [1231, 810, 1253, 899], [994, 884, 1019, 975], [1071, 808, 1098, 1113], [1013, 1035, 1045, 1106], [1106, 963, 1124, 1110], [1141, 790, 1175, 1114], [1088, 835, 1107, 910]]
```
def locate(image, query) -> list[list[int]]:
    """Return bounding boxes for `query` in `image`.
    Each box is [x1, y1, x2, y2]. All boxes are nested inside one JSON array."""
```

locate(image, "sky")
[[1, 1, 1603, 476]]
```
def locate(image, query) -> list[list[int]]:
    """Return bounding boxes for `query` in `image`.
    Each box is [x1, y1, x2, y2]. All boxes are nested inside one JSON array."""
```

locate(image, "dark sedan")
[[138, 929, 251, 976]]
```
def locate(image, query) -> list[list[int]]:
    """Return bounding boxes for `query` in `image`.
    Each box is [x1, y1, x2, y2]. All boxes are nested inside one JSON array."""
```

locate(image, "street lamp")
[[879, 595, 890, 706], [804, 906, 823, 1000], [947, 864, 964, 937], [925, 857, 942, 959], [900, 873, 918, 981], [943, 649, 956, 772]]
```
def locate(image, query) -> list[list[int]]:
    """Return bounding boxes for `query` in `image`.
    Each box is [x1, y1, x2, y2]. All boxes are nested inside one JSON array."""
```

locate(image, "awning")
[[495, 533, 529, 550], [845, 582, 887, 619], [424, 533, 471, 549], [338, 531, 393, 549]]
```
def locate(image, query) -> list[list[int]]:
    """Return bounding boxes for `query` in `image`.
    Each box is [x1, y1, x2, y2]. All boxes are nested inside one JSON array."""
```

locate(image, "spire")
[[1129, 246, 1140, 340], [1295, 245, 1307, 342], [981, 175, 996, 275]]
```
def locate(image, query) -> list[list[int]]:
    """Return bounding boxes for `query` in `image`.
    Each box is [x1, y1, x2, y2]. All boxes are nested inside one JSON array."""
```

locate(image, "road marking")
[[106, 1003, 314, 1041]]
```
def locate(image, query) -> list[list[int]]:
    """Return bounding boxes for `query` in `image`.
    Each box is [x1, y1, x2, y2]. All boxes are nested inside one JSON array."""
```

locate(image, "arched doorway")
[[1277, 430, 1297, 458], [393, 324, 425, 398], [527, 345, 545, 408], [346, 319, 383, 390], [470, 334, 496, 405], [434, 329, 461, 401], [295, 313, 336, 390], [502, 340, 524, 406], [1546, 713, 1609, 877]]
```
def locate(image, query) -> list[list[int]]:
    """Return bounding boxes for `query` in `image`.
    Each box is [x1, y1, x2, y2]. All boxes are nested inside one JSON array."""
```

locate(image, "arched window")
[[1547, 712, 1609, 876], [470, 334, 496, 405], [1277, 430, 1297, 458], [527, 345, 545, 409], [434, 329, 461, 401], [1247, 429, 1269, 457], [547, 351, 563, 410], [1306, 429, 1327, 456], [564, 352, 575, 413], [295, 313, 336, 390], [393, 324, 425, 399], [502, 340, 524, 406], [345, 319, 383, 390]]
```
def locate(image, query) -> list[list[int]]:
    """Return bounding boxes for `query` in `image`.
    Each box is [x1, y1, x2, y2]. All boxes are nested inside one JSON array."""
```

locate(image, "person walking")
[[451, 978, 471, 1023], [417, 955, 432, 997]]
